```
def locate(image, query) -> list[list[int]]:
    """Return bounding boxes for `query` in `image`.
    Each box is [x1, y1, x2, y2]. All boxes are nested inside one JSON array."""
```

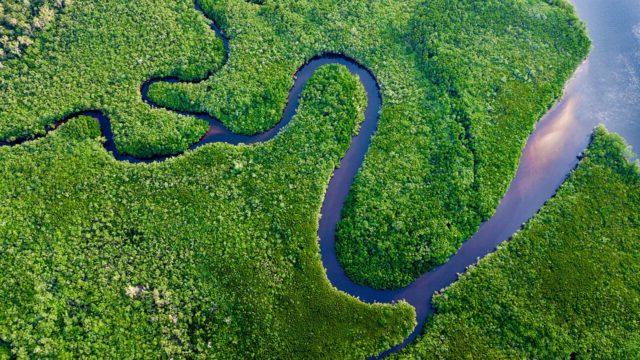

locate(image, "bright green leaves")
[[1, 0, 591, 292], [0, 0, 70, 61], [337, 0, 589, 289], [146, 0, 589, 289]]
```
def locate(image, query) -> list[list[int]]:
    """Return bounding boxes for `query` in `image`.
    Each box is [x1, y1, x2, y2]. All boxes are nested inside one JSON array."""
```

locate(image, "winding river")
[[2, 0, 639, 358]]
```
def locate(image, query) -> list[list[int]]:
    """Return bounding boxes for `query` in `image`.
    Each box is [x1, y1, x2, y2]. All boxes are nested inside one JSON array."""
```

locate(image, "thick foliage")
[[0, 0, 71, 61], [397, 127, 640, 359], [0, 66, 415, 359], [337, 0, 590, 288]]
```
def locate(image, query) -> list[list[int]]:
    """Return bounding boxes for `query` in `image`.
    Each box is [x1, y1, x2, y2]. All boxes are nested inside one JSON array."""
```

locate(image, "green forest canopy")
[[0, 65, 414, 358], [0, 0, 70, 61]]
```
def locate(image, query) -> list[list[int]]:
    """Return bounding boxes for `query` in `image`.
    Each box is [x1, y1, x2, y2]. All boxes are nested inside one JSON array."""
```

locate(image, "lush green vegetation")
[[4, 0, 633, 357], [0, 1, 599, 356], [397, 127, 640, 359], [0, 342, 9, 360], [148, 0, 590, 288], [0, 65, 415, 358], [0, 0, 71, 61]]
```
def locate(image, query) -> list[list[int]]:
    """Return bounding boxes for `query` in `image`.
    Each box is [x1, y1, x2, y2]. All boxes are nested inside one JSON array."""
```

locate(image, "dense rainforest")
[[0, 0, 71, 61], [1, 0, 624, 358], [148, 0, 591, 289], [338, 0, 590, 288]]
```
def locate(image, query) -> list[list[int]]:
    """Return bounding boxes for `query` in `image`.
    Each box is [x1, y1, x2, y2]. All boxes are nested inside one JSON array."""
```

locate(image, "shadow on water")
[[1, 0, 638, 358]]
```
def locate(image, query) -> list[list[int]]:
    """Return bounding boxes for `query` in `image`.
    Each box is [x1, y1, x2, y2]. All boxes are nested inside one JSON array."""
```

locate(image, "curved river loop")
[[1, 0, 639, 358]]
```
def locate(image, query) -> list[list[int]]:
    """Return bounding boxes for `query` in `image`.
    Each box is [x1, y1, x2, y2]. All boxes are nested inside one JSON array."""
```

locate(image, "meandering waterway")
[[1, 0, 638, 358]]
